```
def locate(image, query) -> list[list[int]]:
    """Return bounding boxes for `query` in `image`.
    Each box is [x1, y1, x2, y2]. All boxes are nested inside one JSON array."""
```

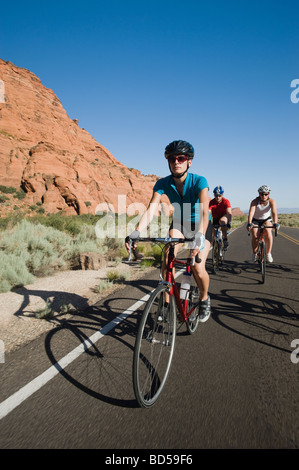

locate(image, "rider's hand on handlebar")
[[190, 232, 205, 259], [246, 223, 253, 231], [195, 232, 205, 252]]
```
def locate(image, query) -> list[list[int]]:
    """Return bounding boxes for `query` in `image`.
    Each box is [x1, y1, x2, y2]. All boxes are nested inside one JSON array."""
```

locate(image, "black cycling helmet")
[[164, 140, 194, 159]]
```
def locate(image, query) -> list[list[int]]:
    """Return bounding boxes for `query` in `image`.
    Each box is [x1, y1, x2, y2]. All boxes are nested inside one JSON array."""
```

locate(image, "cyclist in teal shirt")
[[126, 140, 212, 322]]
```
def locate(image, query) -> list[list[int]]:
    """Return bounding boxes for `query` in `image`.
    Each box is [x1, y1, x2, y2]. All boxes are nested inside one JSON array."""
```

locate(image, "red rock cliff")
[[0, 59, 159, 216]]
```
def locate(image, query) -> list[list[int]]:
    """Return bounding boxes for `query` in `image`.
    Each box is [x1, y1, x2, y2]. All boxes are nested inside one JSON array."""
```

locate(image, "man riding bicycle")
[[125, 140, 212, 322], [247, 185, 280, 262], [209, 185, 232, 249]]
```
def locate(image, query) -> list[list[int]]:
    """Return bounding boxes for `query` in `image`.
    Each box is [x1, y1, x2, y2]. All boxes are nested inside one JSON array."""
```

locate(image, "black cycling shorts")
[[252, 217, 272, 227]]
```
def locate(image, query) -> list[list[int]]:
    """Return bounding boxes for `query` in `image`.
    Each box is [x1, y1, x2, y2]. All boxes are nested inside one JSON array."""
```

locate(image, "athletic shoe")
[[198, 296, 211, 323], [223, 239, 229, 250], [252, 253, 257, 262], [266, 253, 273, 263]]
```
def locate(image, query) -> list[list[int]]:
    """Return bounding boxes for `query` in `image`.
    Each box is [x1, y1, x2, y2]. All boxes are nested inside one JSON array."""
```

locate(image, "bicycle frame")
[[212, 224, 228, 273], [128, 237, 199, 322], [251, 224, 278, 247], [249, 224, 277, 283], [213, 224, 229, 243], [164, 244, 199, 322]]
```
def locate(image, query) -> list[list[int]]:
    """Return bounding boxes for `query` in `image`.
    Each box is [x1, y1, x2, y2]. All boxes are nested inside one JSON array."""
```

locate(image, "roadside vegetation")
[[278, 213, 299, 227], [0, 212, 164, 293], [0, 210, 297, 294]]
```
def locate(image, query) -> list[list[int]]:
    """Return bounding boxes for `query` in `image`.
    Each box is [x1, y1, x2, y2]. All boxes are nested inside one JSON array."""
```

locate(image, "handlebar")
[[127, 236, 201, 264], [247, 224, 278, 236]]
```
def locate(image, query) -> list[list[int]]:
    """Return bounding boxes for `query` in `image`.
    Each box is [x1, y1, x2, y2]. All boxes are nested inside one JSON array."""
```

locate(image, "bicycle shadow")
[[43, 276, 160, 408], [207, 258, 298, 285], [10, 286, 90, 319], [211, 287, 299, 354], [44, 302, 140, 408]]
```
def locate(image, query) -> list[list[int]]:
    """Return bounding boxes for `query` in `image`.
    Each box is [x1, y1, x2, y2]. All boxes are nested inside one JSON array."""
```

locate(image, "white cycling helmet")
[[258, 185, 271, 193]]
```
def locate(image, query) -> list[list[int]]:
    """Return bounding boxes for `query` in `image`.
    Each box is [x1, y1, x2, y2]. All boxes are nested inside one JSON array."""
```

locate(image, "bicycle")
[[128, 236, 203, 408], [248, 224, 278, 283], [212, 224, 229, 274]]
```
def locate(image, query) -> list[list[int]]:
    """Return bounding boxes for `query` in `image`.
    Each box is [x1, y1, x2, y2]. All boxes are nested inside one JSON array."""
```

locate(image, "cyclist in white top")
[[247, 185, 279, 262]]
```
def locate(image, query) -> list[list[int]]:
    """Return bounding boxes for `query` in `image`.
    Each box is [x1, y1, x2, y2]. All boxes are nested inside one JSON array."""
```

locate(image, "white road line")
[[0, 294, 151, 421]]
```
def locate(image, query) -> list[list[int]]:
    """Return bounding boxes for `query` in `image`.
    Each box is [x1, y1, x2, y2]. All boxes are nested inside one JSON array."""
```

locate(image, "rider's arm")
[[226, 206, 232, 223], [247, 199, 257, 225], [269, 198, 278, 224], [198, 187, 209, 235], [135, 190, 162, 234]]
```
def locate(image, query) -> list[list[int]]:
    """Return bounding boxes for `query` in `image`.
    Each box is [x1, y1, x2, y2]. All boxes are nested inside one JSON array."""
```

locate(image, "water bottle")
[[180, 271, 191, 300]]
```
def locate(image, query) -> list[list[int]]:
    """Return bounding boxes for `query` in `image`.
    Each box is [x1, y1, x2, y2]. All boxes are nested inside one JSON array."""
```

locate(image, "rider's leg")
[[161, 226, 183, 304], [251, 227, 259, 253], [220, 215, 229, 239], [191, 240, 211, 301], [263, 220, 273, 254]]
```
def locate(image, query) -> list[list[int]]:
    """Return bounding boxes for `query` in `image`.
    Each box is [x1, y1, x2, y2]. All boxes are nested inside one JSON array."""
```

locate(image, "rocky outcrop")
[[0, 59, 158, 216], [231, 207, 245, 217]]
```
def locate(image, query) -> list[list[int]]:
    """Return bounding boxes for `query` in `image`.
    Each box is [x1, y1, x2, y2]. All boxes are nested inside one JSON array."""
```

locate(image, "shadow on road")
[[43, 276, 160, 409], [211, 287, 299, 354]]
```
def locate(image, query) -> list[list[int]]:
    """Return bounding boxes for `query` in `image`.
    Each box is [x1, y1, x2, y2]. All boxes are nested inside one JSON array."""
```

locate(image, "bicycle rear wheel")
[[133, 283, 176, 408], [212, 240, 219, 273]]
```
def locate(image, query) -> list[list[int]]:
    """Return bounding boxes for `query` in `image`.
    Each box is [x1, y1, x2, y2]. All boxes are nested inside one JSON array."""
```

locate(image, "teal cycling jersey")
[[153, 172, 210, 223]]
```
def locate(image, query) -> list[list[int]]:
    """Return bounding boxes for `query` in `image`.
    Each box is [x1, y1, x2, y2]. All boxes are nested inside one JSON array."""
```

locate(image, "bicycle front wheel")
[[133, 284, 176, 408], [260, 241, 266, 283]]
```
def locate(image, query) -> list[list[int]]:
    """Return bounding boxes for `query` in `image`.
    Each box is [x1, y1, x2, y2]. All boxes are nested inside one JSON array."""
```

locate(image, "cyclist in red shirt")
[[209, 186, 232, 249]]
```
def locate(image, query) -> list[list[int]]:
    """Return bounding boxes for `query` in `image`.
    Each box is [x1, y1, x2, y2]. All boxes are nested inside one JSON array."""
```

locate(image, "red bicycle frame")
[[165, 245, 197, 322]]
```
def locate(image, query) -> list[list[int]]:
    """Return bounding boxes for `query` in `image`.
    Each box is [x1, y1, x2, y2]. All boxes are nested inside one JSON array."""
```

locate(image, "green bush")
[[0, 185, 17, 194], [0, 195, 9, 203], [0, 252, 35, 292], [0, 219, 71, 278]]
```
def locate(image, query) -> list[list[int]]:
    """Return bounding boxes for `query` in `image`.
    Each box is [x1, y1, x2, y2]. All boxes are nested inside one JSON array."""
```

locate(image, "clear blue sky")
[[1, 0, 298, 210]]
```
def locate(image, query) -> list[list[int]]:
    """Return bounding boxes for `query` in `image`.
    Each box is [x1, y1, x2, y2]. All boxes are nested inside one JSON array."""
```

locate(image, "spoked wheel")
[[212, 241, 220, 274], [186, 284, 200, 334], [260, 241, 266, 283], [133, 284, 176, 408]]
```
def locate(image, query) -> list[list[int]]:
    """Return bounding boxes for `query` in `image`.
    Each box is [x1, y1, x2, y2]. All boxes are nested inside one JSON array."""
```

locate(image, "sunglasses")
[[168, 155, 188, 164], [260, 193, 269, 196]]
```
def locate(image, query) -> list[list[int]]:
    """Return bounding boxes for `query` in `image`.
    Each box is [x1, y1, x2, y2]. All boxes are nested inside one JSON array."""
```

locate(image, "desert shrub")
[[0, 185, 16, 194], [0, 195, 9, 203], [0, 219, 71, 277], [0, 252, 35, 292]]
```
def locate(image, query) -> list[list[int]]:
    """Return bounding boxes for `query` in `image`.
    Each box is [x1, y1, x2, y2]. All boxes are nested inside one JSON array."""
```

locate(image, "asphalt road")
[[0, 224, 298, 450]]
